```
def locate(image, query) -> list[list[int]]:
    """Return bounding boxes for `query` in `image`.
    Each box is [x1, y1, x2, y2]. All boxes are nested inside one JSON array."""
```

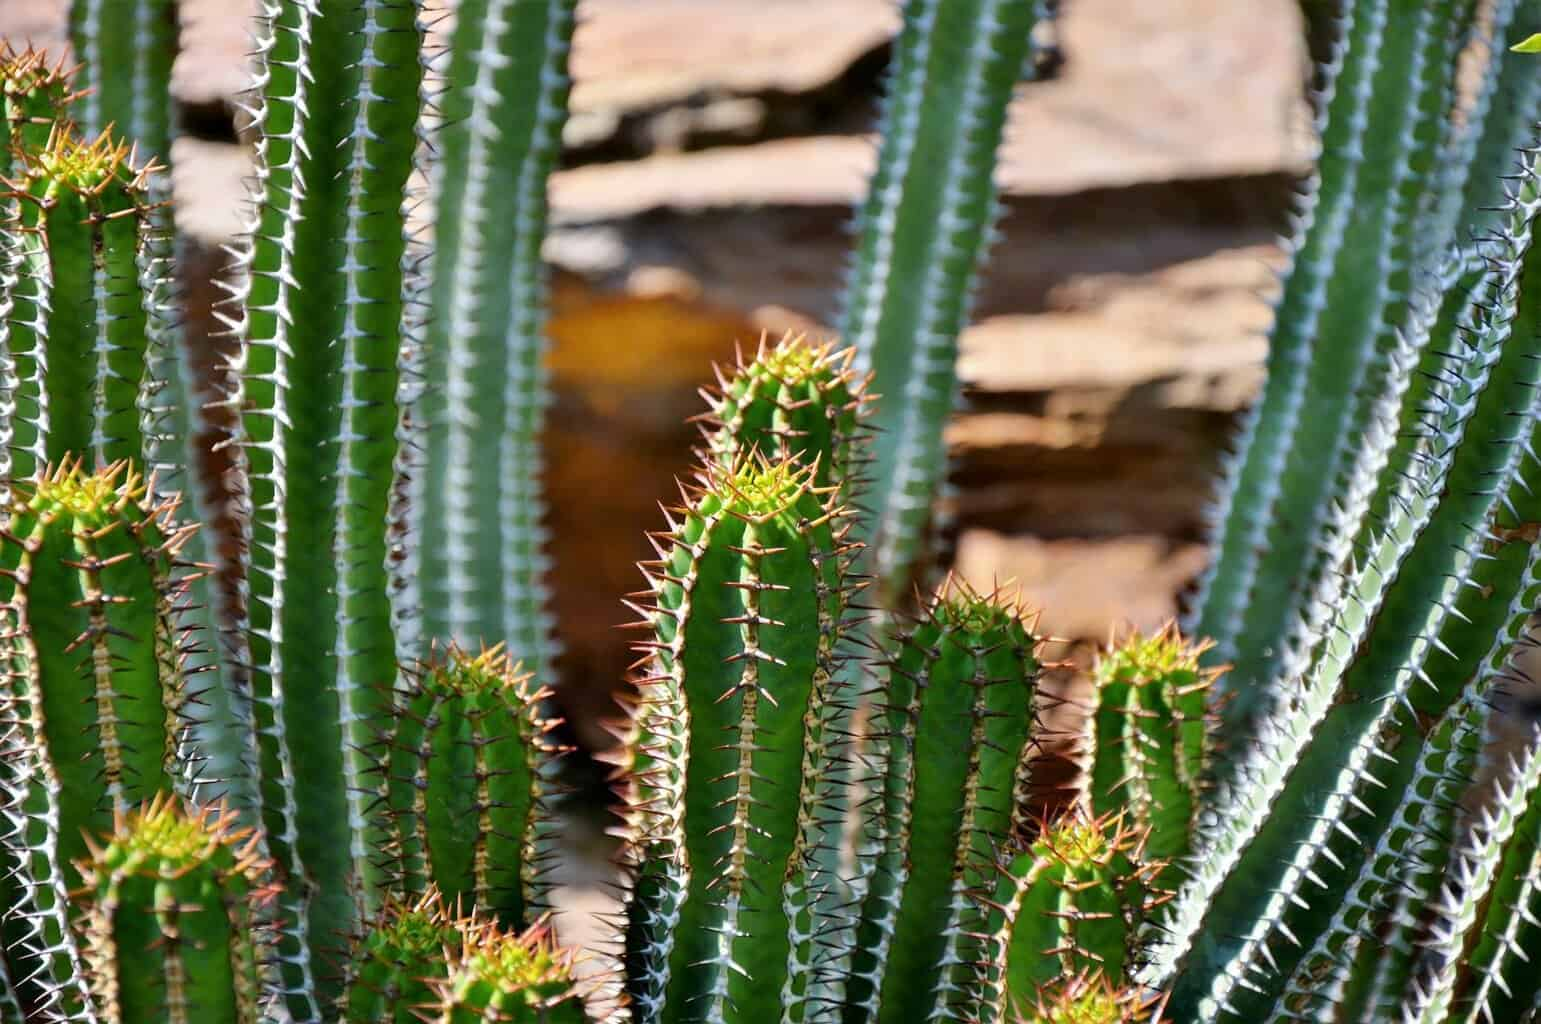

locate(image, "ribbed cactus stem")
[[1011, 970, 1162, 1024], [0, 47, 76, 176], [697, 332, 870, 504], [387, 642, 563, 925], [431, 919, 584, 1024], [0, 459, 201, 1020], [72, 794, 276, 1024], [622, 454, 860, 1023], [990, 811, 1163, 1018], [845, 579, 1040, 1024], [1086, 626, 1216, 888], [6, 126, 162, 482], [340, 887, 459, 1024]]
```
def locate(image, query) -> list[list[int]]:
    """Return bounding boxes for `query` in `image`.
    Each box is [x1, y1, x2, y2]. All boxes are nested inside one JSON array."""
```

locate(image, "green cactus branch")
[[339, 888, 458, 1024], [430, 918, 584, 1023], [73, 794, 277, 1024], [838, 0, 1042, 609], [412, 0, 575, 676]]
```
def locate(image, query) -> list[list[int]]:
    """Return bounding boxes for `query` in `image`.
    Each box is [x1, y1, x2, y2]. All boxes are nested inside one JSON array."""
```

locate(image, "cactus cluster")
[[4, 1, 1541, 1023]]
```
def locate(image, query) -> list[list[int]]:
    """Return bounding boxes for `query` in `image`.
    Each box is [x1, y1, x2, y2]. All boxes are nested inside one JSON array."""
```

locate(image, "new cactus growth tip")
[[387, 643, 564, 927], [431, 919, 584, 1024], [72, 794, 277, 1024], [339, 887, 459, 1024]]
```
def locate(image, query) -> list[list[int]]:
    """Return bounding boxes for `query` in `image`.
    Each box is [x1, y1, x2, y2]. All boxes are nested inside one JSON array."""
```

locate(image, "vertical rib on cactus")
[[221, 1, 423, 1007], [0, 460, 202, 1021], [841, 580, 1039, 1024], [386, 643, 563, 926], [65, 0, 175, 157], [414, 0, 574, 676], [1086, 627, 1215, 888], [1148, 137, 1541, 1017], [6, 127, 161, 480], [72, 794, 277, 1024], [836, 0, 1040, 609], [987, 811, 1163, 1021], [621, 455, 859, 1024], [430, 919, 584, 1024], [1188, 0, 1477, 736], [339, 887, 459, 1024]]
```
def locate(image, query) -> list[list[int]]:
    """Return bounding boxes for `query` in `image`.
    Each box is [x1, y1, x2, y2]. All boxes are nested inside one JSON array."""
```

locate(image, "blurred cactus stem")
[[0, 459, 203, 1020], [339, 887, 459, 1024], [1086, 626, 1217, 889], [621, 455, 861, 1023], [387, 643, 565, 925], [431, 919, 585, 1023], [845, 580, 1041, 1024], [4, 126, 167, 489], [988, 810, 1165, 1019], [72, 794, 278, 1024], [414, 0, 576, 677], [838, 0, 1044, 609]]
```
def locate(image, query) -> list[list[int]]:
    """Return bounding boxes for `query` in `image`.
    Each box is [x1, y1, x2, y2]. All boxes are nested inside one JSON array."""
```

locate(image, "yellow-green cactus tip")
[[27, 458, 140, 525], [449, 919, 576, 1003], [0, 46, 70, 98], [93, 794, 251, 877], [424, 641, 533, 700], [1512, 32, 1541, 53], [721, 455, 817, 517], [1018, 970, 1160, 1024], [756, 332, 844, 386], [1036, 812, 1114, 871], [933, 575, 1030, 636], [1094, 623, 1211, 689]]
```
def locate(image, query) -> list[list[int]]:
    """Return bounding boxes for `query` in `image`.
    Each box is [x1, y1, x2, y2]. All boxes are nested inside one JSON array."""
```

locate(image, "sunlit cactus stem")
[[430, 919, 585, 1023], [987, 810, 1164, 1019], [386, 642, 564, 925], [1086, 627, 1216, 888], [843, 579, 1041, 1024], [622, 454, 861, 1023], [0, 459, 202, 1019], [72, 794, 277, 1024], [0, 47, 77, 175], [5, 126, 164, 485], [339, 887, 460, 1024]]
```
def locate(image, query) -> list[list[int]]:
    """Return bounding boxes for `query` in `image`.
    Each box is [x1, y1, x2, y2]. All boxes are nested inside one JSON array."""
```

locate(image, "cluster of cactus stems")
[[10, 0, 1541, 1023]]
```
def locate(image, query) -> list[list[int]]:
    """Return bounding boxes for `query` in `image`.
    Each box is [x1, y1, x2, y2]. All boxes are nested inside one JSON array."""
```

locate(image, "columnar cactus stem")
[[840, 580, 1039, 1024], [339, 888, 459, 1024], [621, 456, 860, 1024], [987, 811, 1163, 1022], [837, 0, 1042, 609], [0, 460, 201, 1021], [0, 48, 75, 177], [1086, 627, 1216, 887], [414, 0, 575, 675], [430, 919, 584, 1023], [386, 643, 563, 925], [1189, 0, 1480, 734], [65, 0, 175, 159], [221, 2, 425, 1008], [72, 794, 278, 1024], [6, 127, 162, 481]]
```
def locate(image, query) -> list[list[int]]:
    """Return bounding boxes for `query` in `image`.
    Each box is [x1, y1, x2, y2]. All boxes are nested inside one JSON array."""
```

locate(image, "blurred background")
[[0, 0, 1312, 751]]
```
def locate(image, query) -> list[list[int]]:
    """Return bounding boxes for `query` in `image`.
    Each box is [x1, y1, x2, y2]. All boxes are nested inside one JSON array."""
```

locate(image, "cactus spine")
[[838, 0, 1043, 608], [413, 0, 575, 675], [72, 795, 276, 1024], [623, 456, 859, 1023], [0, 460, 200, 1020], [1086, 629, 1215, 886], [842, 581, 1040, 1024], [387, 644, 562, 926], [339, 888, 459, 1024], [431, 920, 584, 1023]]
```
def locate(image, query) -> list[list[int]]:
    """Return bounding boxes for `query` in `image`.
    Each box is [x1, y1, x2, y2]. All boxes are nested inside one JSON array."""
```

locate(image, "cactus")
[[339, 888, 459, 1024], [1085, 628, 1216, 887], [411, 0, 575, 675], [0, 48, 75, 177], [1012, 970, 1162, 1024], [386, 643, 563, 926], [838, 0, 1046, 608], [430, 918, 584, 1023], [988, 811, 1163, 1017], [843, 580, 1040, 1024], [71, 794, 277, 1024], [0, 460, 201, 1019], [621, 454, 860, 1024]]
